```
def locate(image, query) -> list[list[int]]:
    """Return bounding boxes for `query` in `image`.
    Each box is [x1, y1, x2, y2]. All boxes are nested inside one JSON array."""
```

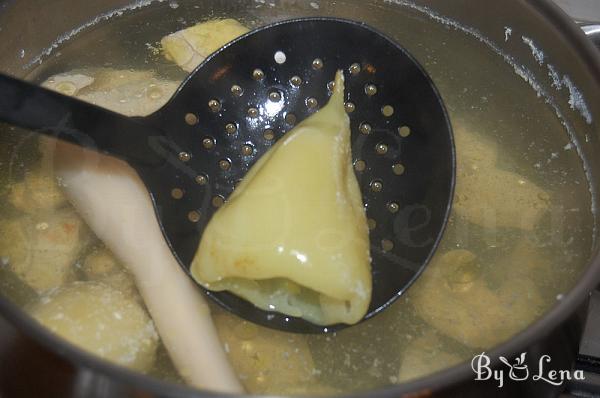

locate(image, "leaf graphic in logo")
[[499, 356, 511, 367], [510, 353, 529, 381], [499, 354, 529, 381]]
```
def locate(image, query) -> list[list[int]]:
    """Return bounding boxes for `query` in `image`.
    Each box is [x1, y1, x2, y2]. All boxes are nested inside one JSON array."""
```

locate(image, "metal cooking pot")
[[0, 0, 599, 397]]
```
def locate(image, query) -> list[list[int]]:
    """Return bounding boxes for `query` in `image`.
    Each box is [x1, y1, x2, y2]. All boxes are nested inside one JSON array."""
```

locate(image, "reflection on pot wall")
[[554, 0, 600, 23]]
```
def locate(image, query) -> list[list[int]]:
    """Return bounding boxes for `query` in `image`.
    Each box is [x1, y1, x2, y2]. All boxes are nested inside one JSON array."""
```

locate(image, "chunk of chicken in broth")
[[82, 247, 124, 278], [40, 68, 179, 116], [409, 247, 545, 349], [41, 72, 95, 96], [29, 281, 159, 372], [8, 168, 68, 214], [452, 124, 549, 230], [82, 247, 140, 302], [0, 208, 90, 293], [213, 311, 333, 395], [407, 122, 549, 348]]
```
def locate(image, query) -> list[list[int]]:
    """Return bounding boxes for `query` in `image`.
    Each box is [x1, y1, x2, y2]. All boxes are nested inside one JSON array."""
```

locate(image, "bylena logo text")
[[471, 352, 585, 388]]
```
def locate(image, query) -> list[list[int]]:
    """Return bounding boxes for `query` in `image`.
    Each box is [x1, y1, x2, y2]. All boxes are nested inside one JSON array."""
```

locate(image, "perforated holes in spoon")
[[182, 54, 408, 268], [185, 57, 408, 320]]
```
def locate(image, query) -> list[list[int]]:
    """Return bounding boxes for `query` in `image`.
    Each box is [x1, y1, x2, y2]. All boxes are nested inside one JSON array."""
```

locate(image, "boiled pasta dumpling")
[[191, 72, 372, 326], [161, 19, 249, 72]]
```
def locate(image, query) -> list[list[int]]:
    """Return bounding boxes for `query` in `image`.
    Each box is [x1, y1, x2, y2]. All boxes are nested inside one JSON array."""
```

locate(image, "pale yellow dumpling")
[[191, 72, 371, 325], [161, 19, 249, 72], [29, 281, 159, 372]]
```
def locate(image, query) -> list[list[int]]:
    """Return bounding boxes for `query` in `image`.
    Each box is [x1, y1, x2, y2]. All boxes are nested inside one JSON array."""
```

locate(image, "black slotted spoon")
[[0, 18, 454, 333]]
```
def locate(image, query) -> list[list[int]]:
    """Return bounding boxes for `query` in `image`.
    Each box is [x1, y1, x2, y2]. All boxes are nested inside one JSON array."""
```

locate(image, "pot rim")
[[1, 0, 600, 397]]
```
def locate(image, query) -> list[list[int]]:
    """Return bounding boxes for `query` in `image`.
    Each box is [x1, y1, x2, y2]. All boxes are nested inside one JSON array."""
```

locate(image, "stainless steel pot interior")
[[0, 0, 598, 396]]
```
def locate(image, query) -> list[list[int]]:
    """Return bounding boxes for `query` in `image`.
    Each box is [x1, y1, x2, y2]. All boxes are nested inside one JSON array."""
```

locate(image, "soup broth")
[[0, 0, 594, 395]]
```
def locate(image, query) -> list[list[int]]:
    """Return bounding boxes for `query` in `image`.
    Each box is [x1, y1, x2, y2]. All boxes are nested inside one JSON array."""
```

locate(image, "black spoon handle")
[[0, 73, 166, 167]]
